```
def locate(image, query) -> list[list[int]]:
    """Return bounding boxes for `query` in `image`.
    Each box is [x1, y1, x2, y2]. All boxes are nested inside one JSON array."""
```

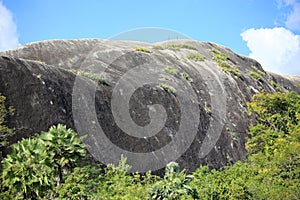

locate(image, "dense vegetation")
[[0, 91, 299, 199], [0, 94, 14, 148]]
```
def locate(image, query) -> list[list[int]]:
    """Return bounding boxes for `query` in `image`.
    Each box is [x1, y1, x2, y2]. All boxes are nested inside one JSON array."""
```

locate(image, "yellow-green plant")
[[164, 66, 179, 76], [249, 71, 262, 81], [68, 69, 107, 84], [187, 52, 205, 61], [134, 47, 152, 53], [153, 44, 197, 51], [158, 83, 176, 94]]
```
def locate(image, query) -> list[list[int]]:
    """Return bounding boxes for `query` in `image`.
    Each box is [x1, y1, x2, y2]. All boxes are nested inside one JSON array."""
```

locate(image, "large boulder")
[[0, 39, 299, 173]]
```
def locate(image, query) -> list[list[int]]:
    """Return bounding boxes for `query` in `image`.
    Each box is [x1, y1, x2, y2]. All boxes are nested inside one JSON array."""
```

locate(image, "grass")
[[182, 72, 193, 83], [158, 84, 175, 94], [297, 83, 300, 88], [270, 80, 283, 92], [222, 66, 241, 77], [210, 49, 241, 78], [68, 69, 107, 84], [204, 107, 211, 115], [249, 71, 262, 81], [153, 44, 197, 51], [211, 49, 229, 61], [251, 66, 266, 76], [182, 72, 189, 80], [187, 53, 205, 62], [164, 66, 179, 76], [134, 47, 152, 53]]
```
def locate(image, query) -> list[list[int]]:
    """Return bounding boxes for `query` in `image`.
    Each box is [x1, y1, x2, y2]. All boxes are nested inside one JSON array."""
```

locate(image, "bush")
[[2, 138, 55, 199], [0, 94, 14, 148], [191, 92, 300, 199], [92, 155, 153, 199], [1, 124, 86, 199], [54, 164, 102, 199], [149, 162, 198, 200], [39, 124, 86, 184]]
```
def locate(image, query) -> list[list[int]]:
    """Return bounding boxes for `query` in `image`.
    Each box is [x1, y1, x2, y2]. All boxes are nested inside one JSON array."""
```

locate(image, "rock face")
[[0, 39, 300, 173]]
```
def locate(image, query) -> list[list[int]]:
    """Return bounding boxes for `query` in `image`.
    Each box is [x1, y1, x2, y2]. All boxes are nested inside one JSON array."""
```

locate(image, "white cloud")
[[241, 27, 300, 75], [0, 1, 19, 51], [277, 0, 300, 32]]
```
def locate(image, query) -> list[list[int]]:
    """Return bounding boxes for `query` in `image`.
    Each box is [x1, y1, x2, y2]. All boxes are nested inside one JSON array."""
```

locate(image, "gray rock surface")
[[0, 39, 299, 173]]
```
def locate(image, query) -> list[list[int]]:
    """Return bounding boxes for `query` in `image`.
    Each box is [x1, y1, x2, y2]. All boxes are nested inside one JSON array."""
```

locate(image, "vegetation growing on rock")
[[187, 52, 205, 62], [210, 49, 241, 77], [1, 91, 299, 199], [164, 66, 179, 76], [153, 44, 197, 51], [249, 71, 263, 81], [251, 65, 266, 77], [134, 47, 152, 53], [158, 83, 176, 94], [68, 68, 107, 84]]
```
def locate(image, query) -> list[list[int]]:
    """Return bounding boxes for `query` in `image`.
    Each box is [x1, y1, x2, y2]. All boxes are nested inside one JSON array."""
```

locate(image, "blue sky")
[[0, 0, 300, 75]]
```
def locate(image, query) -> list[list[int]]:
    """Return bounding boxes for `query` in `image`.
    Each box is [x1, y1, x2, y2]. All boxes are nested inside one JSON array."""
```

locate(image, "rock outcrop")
[[0, 39, 299, 173]]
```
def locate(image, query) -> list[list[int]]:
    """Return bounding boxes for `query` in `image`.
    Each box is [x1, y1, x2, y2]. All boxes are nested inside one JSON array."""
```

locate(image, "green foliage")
[[39, 124, 86, 184], [54, 164, 102, 199], [211, 49, 229, 61], [297, 83, 300, 88], [182, 72, 193, 83], [182, 72, 189, 80], [192, 163, 254, 200], [84, 155, 156, 200], [210, 49, 241, 77], [68, 68, 107, 84], [153, 44, 197, 51], [246, 91, 300, 198], [0, 94, 14, 147], [134, 47, 152, 53], [204, 107, 211, 115], [222, 65, 241, 77], [2, 138, 55, 199], [251, 66, 266, 76], [149, 162, 198, 200], [158, 83, 176, 94], [247, 92, 300, 152], [187, 52, 205, 61], [1, 92, 299, 199], [164, 66, 179, 76], [249, 71, 263, 81], [270, 80, 283, 92], [1, 124, 86, 199], [191, 91, 300, 199]]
